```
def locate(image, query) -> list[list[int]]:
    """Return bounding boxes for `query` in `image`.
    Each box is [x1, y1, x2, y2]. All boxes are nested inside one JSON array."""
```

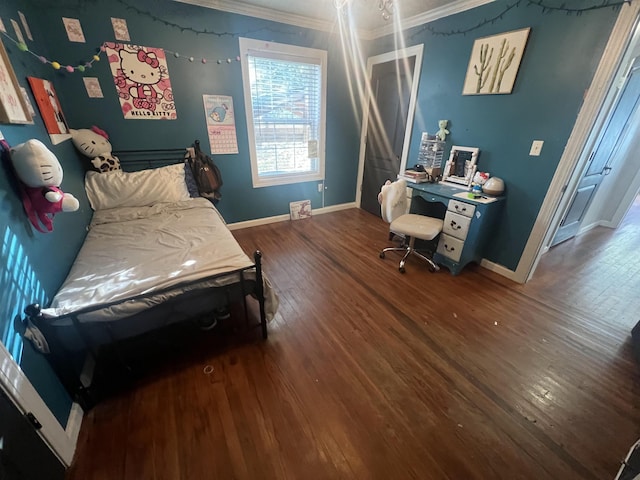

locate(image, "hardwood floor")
[[67, 204, 640, 480]]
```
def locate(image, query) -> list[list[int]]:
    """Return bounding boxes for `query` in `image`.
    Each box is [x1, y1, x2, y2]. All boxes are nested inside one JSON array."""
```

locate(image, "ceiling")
[[176, 0, 494, 39]]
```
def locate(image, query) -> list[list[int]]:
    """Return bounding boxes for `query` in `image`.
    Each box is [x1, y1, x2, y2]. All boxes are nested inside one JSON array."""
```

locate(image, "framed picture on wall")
[[0, 38, 32, 124], [462, 27, 531, 95]]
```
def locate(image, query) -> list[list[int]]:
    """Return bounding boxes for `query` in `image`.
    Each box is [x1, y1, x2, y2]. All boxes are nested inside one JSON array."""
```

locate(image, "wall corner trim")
[[479, 258, 520, 283], [0, 342, 76, 466]]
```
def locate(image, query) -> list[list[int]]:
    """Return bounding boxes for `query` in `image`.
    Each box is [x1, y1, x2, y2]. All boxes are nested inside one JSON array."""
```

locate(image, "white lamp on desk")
[[482, 177, 505, 196]]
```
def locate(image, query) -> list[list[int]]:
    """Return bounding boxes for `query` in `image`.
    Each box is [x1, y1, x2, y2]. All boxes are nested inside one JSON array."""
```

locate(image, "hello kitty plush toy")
[[70, 126, 121, 173], [9, 139, 79, 233]]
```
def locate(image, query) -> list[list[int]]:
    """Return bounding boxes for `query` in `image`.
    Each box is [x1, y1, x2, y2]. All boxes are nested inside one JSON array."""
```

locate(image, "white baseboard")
[[577, 221, 604, 236], [315, 202, 357, 214], [585, 219, 616, 230], [65, 402, 84, 449], [479, 258, 520, 283], [227, 202, 357, 230]]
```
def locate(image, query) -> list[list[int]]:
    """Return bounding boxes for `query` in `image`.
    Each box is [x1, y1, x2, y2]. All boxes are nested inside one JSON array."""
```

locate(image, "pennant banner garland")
[[105, 42, 176, 120]]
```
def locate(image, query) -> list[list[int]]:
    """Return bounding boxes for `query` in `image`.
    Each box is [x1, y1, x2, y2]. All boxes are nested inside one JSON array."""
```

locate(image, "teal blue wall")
[[0, 1, 93, 426], [370, 1, 618, 270], [46, 0, 362, 223]]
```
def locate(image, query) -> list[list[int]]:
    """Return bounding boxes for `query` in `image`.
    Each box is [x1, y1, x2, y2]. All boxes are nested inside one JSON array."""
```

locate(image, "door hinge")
[[561, 184, 568, 194], [25, 412, 42, 430]]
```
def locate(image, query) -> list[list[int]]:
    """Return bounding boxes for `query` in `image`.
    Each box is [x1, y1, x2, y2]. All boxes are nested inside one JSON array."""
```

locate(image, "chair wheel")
[[379, 252, 385, 259], [399, 266, 405, 273]]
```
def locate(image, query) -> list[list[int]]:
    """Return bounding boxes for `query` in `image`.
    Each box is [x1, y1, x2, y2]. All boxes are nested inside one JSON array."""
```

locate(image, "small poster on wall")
[[10, 20, 25, 44], [83, 77, 104, 98], [111, 18, 130, 42], [18, 12, 33, 41], [105, 43, 176, 120], [203, 94, 238, 154], [62, 17, 85, 43]]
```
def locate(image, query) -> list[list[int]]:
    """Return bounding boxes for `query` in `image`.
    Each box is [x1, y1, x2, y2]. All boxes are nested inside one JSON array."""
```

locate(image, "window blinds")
[[247, 53, 322, 176]]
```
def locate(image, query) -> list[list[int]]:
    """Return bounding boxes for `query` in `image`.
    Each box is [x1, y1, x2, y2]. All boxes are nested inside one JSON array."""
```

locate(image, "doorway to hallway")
[[524, 194, 640, 328]]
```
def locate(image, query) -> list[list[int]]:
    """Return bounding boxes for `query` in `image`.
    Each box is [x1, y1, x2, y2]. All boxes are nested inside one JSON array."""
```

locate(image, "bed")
[[24, 145, 277, 406]]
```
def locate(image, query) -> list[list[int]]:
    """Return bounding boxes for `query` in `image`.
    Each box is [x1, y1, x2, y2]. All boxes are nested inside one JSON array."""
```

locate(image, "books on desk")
[[398, 170, 429, 183]]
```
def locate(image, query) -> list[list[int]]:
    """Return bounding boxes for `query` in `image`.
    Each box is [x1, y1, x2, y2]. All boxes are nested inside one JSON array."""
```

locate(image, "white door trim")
[[355, 44, 424, 207], [512, 2, 640, 283], [0, 341, 79, 467]]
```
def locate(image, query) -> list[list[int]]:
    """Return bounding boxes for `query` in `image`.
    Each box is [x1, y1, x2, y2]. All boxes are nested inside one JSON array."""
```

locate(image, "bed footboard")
[[23, 249, 269, 408]]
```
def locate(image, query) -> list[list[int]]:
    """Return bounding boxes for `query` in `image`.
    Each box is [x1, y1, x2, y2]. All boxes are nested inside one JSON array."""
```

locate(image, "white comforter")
[[43, 198, 277, 323]]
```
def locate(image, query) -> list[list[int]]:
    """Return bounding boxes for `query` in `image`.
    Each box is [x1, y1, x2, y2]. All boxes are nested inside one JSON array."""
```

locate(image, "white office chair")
[[379, 179, 443, 273]]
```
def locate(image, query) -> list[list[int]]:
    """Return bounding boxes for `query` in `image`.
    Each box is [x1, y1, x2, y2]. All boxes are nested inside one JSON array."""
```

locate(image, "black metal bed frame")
[[112, 145, 191, 169], [24, 251, 267, 407], [21, 143, 268, 408]]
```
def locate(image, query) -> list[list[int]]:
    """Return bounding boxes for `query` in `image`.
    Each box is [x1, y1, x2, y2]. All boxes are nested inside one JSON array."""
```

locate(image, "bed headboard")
[[113, 142, 198, 171]]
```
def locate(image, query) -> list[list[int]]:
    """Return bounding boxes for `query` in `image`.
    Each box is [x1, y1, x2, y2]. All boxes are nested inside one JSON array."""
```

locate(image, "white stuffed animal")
[[70, 126, 121, 173], [9, 139, 79, 232]]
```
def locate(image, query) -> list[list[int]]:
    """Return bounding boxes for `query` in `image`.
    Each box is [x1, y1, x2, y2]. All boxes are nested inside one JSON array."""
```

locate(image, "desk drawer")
[[437, 233, 464, 262], [442, 211, 471, 240], [448, 199, 475, 218]]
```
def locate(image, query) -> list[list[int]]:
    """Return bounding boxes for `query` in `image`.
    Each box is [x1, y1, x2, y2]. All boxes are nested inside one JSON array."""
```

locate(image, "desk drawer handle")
[[444, 244, 455, 252], [449, 220, 461, 230], [454, 205, 467, 213]]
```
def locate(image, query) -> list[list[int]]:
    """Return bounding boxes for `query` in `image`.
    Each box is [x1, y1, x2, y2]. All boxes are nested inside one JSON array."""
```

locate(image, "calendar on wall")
[[202, 94, 238, 155]]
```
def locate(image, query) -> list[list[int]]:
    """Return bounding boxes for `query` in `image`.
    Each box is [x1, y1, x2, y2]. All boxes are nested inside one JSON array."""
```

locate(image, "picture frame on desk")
[[441, 146, 479, 189]]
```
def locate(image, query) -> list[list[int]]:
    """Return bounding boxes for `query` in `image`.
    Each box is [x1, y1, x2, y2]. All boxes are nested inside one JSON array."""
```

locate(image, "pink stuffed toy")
[[8, 139, 79, 233]]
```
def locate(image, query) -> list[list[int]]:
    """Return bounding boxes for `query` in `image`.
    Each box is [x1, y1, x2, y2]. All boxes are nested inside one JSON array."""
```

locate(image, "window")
[[240, 38, 327, 188]]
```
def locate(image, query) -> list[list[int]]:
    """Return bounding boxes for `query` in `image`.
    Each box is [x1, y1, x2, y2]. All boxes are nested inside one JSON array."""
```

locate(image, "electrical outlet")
[[317, 182, 323, 192], [530, 140, 544, 156]]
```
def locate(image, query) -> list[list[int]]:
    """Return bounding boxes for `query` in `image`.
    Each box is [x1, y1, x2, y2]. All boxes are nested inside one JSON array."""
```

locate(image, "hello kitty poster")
[[105, 43, 176, 120]]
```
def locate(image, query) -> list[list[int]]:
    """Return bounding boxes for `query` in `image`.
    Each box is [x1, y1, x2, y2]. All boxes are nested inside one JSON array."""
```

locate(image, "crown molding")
[[367, 0, 496, 39], [175, 0, 495, 40], [174, 0, 335, 33]]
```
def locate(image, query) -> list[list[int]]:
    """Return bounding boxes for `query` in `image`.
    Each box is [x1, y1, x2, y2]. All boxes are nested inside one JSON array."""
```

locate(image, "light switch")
[[530, 140, 544, 156]]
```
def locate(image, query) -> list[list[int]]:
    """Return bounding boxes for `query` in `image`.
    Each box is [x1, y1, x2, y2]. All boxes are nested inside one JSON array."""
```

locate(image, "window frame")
[[239, 37, 327, 188]]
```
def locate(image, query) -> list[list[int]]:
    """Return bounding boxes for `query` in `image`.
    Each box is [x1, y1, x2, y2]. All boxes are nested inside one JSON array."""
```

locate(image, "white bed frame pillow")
[[85, 163, 191, 210]]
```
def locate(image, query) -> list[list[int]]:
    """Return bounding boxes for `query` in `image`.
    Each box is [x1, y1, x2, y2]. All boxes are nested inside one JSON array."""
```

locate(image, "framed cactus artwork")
[[462, 27, 531, 95]]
